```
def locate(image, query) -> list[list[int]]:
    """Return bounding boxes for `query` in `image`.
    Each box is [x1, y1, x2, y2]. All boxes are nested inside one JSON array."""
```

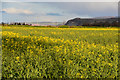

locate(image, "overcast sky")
[[1, 0, 120, 2], [0, 1, 119, 22]]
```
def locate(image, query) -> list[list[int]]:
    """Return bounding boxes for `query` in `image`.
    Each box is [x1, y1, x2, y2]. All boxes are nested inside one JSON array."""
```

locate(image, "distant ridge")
[[93, 16, 117, 19], [65, 16, 119, 26], [26, 22, 64, 26]]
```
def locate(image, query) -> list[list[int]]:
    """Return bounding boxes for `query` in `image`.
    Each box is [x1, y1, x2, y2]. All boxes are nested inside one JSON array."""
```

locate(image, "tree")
[[2, 22, 5, 26]]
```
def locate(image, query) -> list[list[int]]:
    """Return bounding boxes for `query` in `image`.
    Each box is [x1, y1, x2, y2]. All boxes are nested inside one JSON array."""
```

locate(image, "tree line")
[[1, 22, 31, 26]]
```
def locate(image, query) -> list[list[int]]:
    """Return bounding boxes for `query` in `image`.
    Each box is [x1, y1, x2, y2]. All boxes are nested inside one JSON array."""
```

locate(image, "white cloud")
[[2, 8, 33, 14]]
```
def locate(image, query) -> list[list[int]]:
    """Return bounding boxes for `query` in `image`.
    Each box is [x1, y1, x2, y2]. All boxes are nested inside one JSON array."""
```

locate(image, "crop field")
[[2, 26, 119, 78]]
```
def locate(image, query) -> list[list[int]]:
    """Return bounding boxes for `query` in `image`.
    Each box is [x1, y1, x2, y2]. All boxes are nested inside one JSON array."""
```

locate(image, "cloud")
[[0, 11, 6, 13], [1, 2, 118, 22], [2, 8, 33, 15], [47, 2, 118, 17], [46, 13, 62, 16]]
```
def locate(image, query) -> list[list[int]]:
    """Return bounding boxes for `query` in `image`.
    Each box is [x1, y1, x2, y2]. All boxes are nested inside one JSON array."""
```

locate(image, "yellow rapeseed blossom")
[[16, 57, 19, 60], [76, 73, 80, 76], [2, 26, 118, 78]]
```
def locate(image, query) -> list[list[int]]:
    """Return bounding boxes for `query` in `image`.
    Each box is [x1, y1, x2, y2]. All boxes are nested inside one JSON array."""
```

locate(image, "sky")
[[1, 0, 120, 2], [0, 0, 119, 22]]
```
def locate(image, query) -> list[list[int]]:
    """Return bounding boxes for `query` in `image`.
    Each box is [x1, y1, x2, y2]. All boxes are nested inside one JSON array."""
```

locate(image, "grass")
[[2, 26, 119, 78]]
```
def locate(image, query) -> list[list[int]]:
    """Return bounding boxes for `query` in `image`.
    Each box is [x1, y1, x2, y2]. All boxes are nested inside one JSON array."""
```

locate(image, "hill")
[[65, 17, 119, 27]]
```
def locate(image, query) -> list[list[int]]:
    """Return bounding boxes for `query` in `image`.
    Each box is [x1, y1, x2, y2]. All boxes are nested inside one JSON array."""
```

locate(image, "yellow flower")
[[76, 73, 80, 76], [83, 69, 86, 71], [63, 58, 65, 61], [99, 54, 102, 57], [56, 49, 59, 52], [68, 60, 73, 65], [81, 75, 84, 78], [108, 63, 112, 67], [16, 57, 19, 60]]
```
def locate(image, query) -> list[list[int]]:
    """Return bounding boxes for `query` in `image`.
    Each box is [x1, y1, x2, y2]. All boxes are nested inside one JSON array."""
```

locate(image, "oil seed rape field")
[[2, 26, 119, 78]]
